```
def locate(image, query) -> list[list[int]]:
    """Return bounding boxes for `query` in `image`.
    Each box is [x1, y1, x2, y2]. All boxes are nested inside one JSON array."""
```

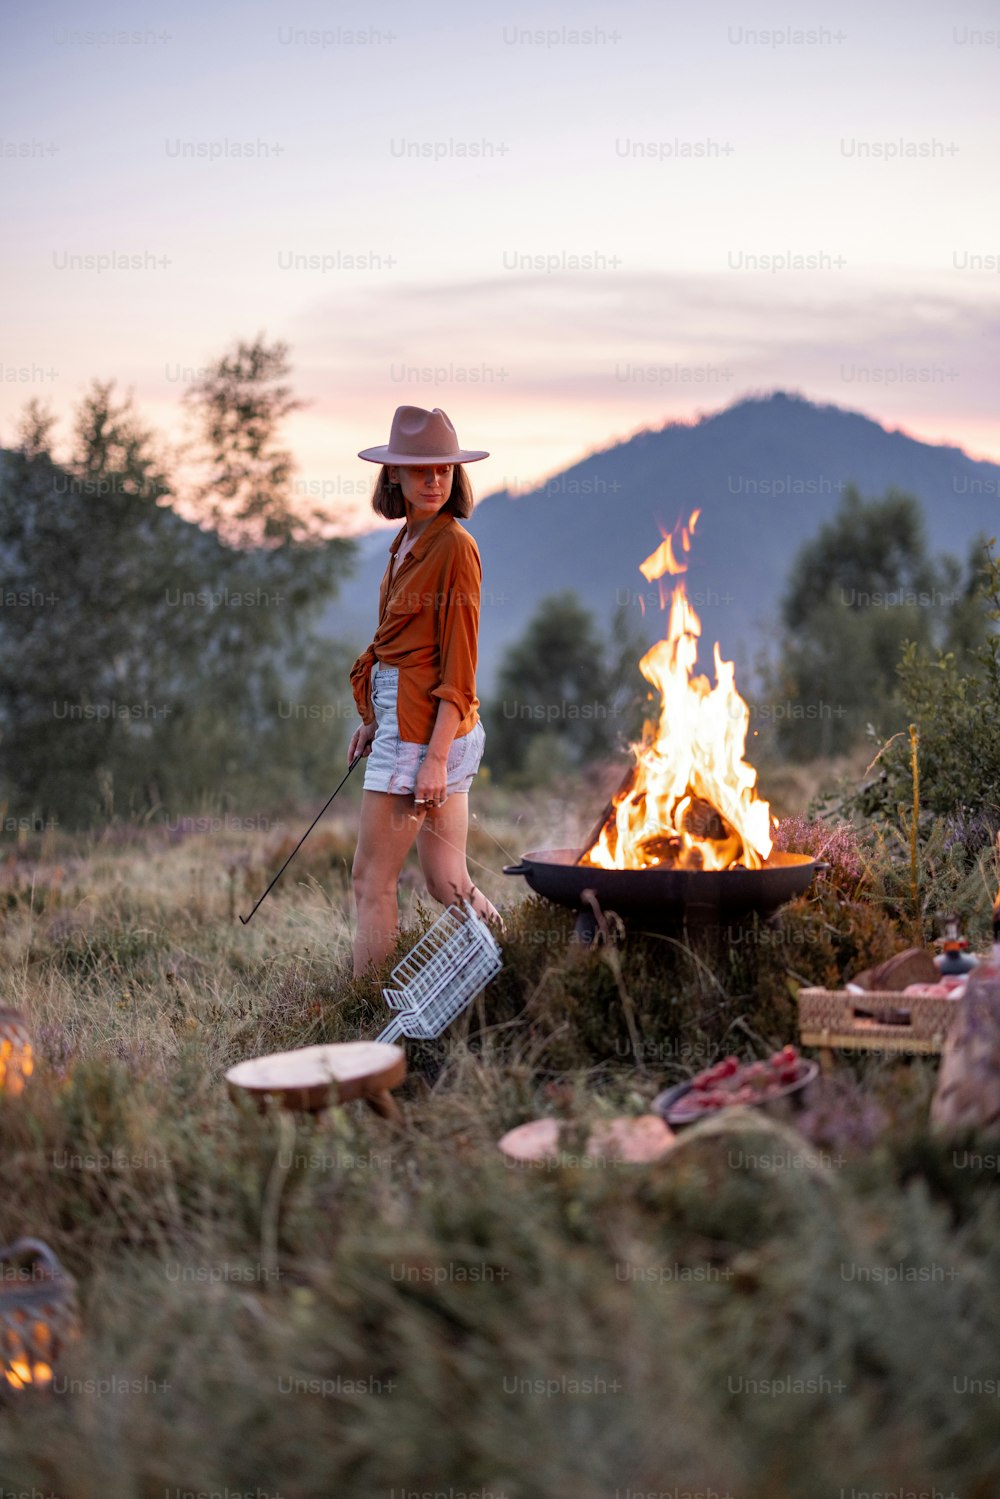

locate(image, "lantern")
[[0, 1009, 33, 1097], [0, 1239, 78, 1392]]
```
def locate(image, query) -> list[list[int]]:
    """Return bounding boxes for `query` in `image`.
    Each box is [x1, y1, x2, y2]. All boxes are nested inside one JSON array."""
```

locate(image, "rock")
[[659, 1107, 838, 1201], [931, 948, 1000, 1137]]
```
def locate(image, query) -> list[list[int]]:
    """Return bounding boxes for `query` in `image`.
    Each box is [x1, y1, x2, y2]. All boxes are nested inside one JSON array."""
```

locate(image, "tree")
[[178, 332, 346, 632], [181, 332, 317, 545], [483, 592, 648, 782], [770, 484, 987, 760], [0, 342, 356, 827]]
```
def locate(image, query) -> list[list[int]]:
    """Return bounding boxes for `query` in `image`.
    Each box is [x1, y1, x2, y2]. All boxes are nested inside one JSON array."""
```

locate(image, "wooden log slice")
[[497, 1118, 562, 1162], [586, 1115, 677, 1162], [226, 1041, 406, 1114], [498, 1114, 676, 1165]]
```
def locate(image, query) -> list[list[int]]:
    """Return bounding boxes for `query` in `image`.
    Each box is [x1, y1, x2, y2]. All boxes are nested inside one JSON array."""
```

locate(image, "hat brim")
[[357, 445, 489, 465]]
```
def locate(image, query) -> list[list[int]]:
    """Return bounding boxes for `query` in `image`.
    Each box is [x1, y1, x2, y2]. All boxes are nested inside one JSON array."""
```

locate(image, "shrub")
[[854, 538, 1000, 826]]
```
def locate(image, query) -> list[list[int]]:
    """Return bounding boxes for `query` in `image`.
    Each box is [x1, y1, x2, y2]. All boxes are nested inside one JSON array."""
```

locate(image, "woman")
[[348, 405, 502, 978]]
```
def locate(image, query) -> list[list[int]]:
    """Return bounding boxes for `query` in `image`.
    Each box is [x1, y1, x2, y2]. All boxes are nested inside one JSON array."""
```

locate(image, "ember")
[[582, 512, 773, 873]]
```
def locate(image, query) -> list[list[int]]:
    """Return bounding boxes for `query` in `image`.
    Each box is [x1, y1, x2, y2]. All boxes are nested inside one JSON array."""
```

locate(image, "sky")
[[2, 0, 999, 536]]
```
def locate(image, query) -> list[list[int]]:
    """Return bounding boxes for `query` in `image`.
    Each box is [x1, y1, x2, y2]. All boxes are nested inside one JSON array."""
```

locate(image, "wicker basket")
[[797, 986, 962, 1055], [0, 1239, 78, 1392]]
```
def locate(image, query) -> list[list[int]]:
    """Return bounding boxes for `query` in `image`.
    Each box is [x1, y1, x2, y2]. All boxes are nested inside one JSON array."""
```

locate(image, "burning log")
[[581, 784, 742, 871], [634, 833, 683, 867], [576, 764, 637, 867], [681, 795, 728, 843]]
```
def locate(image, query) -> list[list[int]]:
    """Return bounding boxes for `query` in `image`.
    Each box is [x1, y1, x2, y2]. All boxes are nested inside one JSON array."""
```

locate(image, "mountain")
[[320, 389, 1000, 690]]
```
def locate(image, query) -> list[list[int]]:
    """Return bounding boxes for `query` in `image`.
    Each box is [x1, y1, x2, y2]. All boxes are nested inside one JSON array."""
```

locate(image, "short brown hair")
[[371, 464, 475, 521]]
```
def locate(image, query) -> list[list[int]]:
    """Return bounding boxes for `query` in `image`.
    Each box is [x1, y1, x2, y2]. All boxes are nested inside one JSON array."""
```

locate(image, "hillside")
[[321, 390, 1000, 692]]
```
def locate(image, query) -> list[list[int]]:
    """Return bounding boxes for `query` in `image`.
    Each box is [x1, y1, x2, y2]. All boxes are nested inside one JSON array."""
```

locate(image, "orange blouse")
[[349, 509, 482, 744]]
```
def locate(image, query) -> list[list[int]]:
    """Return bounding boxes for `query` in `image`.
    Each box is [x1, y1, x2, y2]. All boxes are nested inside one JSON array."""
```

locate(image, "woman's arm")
[[413, 699, 461, 805], [426, 698, 463, 760], [348, 643, 379, 763]]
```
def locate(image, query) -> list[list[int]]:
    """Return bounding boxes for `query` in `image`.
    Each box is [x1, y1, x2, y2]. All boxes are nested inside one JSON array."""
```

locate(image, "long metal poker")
[[239, 754, 364, 923]]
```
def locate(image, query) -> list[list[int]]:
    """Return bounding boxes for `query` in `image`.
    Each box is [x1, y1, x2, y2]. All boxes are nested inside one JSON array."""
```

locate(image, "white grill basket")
[[376, 898, 504, 1043]]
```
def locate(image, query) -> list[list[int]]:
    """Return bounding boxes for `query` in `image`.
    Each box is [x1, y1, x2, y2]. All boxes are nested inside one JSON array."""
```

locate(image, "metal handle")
[[0, 1237, 66, 1280], [502, 862, 530, 877]]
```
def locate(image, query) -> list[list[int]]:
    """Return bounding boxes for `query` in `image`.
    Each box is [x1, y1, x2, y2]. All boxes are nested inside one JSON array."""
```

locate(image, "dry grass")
[[1, 788, 999, 1498]]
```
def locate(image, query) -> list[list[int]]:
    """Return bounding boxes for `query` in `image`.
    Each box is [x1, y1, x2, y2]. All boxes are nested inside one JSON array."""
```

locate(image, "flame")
[[639, 509, 699, 581], [4, 1358, 53, 1389], [0, 1034, 33, 1096], [584, 511, 772, 872], [4, 1322, 54, 1389]]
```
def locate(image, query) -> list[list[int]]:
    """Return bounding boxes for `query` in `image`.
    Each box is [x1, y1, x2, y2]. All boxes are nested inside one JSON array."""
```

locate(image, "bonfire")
[[582, 511, 774, 873]]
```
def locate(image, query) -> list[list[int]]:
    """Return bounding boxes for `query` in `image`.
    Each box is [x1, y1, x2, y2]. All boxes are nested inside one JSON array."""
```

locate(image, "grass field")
[[1, 777, 999, 1499]]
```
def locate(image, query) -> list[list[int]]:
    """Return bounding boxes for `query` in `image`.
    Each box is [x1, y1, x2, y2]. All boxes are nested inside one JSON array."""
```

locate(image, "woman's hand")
[[414, 750, 448, 809], [348, 720, 377, 764]]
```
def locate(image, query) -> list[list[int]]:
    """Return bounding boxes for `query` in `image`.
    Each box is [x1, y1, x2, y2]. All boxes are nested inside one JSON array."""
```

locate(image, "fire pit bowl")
[[502, 848, 824, 937]]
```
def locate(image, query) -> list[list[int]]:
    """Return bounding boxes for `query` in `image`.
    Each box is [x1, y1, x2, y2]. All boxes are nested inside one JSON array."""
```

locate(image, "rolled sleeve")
[[349, 645, 377, 725], [430, 545, 481, 722]]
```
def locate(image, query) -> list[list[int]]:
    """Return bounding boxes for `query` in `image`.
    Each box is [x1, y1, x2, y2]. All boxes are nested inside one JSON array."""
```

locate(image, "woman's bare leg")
[[351, 790, 423, 977], [415, 794, 503, 927]]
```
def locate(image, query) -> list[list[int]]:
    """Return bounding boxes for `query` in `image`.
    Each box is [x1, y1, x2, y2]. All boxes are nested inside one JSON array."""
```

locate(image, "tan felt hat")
[[358, 405, 489, 465]]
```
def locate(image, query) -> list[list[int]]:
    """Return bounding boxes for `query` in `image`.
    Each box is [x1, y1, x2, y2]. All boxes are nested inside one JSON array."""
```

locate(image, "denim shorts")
[[362, 662, 486, 796]]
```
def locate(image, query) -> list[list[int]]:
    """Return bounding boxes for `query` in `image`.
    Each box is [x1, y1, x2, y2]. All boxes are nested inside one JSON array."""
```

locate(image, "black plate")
[[652, 1060, 820, 1128]]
